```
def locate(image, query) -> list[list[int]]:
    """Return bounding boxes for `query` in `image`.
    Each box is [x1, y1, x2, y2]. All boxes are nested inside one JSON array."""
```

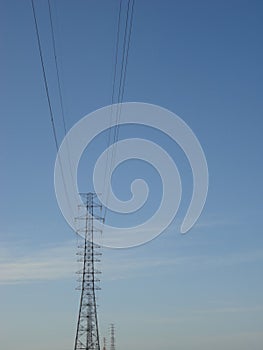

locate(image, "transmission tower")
[[102, 337, 107, 350], [74, 193, 103, 350], [110, 324, 116, 350]]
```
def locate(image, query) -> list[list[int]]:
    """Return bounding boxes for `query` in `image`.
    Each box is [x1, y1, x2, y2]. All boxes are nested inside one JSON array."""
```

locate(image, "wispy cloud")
[[1, 239, 263, 284], [0, 241, 76, 285], [102, 248, 263, 280]]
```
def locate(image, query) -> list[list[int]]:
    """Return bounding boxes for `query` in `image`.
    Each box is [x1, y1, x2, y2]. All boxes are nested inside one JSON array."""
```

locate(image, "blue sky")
[[1, 0, 263, 349]]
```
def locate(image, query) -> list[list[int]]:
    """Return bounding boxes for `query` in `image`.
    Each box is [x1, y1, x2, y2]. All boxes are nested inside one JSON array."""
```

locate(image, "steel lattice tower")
[[110, 324, 115, 350], [74, 193, 103, 350], [102, 337, 107, 350]]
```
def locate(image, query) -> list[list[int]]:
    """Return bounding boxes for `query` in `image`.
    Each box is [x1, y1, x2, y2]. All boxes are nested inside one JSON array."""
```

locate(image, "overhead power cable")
[[110, 0, 123, 107], [47, 0, 67, 135], [103, 0, 135, 221], [31, 0, 60, 152], [47, 0, 76, 209], [112, 0, 135, 147], [30, 0, 74, 221], [102, 0, 123, 205], [119, 0, 135, 106]]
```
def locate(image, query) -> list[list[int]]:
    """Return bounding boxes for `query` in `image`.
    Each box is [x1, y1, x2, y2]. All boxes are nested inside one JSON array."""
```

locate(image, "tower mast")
[[102, 337, 107, 350], [74, 193, 102, 350], [110, 324, 115, 350]]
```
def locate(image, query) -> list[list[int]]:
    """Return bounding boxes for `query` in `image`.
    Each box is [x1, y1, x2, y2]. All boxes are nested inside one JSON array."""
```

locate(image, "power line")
[[119, 0, 135, 105], [30, 0, 60, 152], [32, 0, 135, 224], [102, 0, 123, 204], [116, 0, 134, 108], [112, 0, 135, 151], [47, 0, 67, 135], [111, 0, 123, 107], [30, 0, 74, 221], [47, 0, 77, 209], [103, 0, 135, 221], [106, 0, 134, 195]]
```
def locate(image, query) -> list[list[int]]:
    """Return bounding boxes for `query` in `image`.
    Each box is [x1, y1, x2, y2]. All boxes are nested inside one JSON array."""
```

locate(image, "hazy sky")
[[1, 1, 263, 349]]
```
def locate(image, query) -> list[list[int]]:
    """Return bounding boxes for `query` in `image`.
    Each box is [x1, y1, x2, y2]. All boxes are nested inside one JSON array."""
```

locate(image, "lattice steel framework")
[[102, 337, 107, 350], [110, 324, 115, 350], [74, 193, 102, 350]]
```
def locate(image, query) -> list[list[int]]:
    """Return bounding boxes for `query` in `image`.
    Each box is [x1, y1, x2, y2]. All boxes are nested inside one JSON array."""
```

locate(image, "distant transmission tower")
[[74, 193, 103, 350], [102, 337, 107, 350], [110, 324, 116, 350]]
